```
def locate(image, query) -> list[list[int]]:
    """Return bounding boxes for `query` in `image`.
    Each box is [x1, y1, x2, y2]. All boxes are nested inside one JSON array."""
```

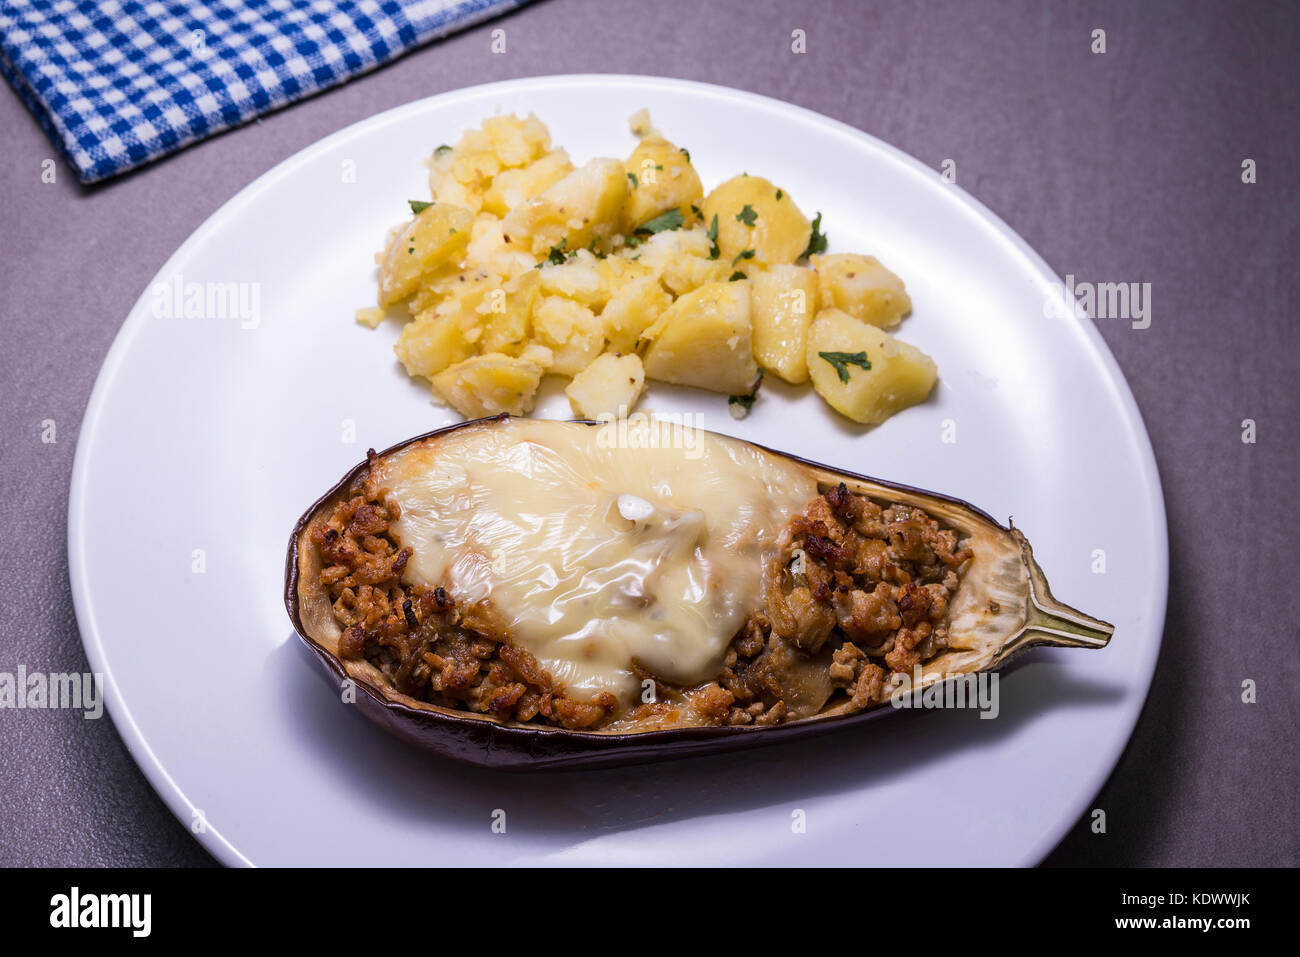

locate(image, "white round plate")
[[69, 75, 1167, 867]]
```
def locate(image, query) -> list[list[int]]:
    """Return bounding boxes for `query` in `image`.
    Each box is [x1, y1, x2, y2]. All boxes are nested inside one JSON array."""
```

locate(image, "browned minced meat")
[[316, 461, 968, 732], [719, 482, 973, 725], [312, 452, 617, 730]]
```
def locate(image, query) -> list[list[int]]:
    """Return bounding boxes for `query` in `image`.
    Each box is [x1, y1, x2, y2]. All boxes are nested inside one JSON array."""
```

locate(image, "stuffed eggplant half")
[[286, 415, 1112, 770]]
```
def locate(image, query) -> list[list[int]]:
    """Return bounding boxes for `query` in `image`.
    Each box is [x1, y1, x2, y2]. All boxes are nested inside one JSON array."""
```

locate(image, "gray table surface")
[[2, 0, 1296, 867]]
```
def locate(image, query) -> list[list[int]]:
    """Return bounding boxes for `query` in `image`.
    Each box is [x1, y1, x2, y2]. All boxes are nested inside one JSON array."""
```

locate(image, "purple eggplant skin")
[[293, 632, 901, 771], [284, 415, 1109, 772]]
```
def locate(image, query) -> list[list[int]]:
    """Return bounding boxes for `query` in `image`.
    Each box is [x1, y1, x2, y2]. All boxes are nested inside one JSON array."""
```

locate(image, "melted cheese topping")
[[375, 418, 816, 707]]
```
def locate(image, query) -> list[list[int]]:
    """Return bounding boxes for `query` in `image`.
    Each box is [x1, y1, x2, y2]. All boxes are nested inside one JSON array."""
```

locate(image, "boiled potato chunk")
[[355, 306, 386, 329], [628, 227, 728, 296], [750, 265, 820, 384], [517, 341, 555, 372], [805, 309, 936, 425], [595, 254, 656, 299], [480, 113, 551, 168], [407, 263, 491, 316], [602, 276, 672, 353], [480, 270, 539, 356], [537, 250, 607, 307], [502, 158, 629, 257], [701, 175, 810, 266], [627, 108, 658, 138], [812, 253, 911, 328], [395, 310, 477, 379], [378, 204, 474, 306], [566, 352, 646, 419], [463, 216, 534, 280], [532, 295, 605, 376], [622, 136, 703, 231], [396, 271, 499, 376], [430, 115, 551, 211], [432, 352, 546, 418], [642, 280, 759, 395], [419, 268, 500, 325], [428, 150, 498, 211], [482, 149, 574, 217]]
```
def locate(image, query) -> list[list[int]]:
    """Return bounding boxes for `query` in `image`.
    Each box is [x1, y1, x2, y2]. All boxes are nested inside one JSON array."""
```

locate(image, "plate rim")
[[66, 73, 1170, 868]]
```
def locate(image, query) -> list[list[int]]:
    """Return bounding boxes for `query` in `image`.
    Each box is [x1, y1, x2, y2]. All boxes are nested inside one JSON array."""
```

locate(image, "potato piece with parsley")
[[627, 227, 728, 296], [750, 264, 820, 383], [432, 352, 546, 418], [566, 352, 646, 419], [502, 158, 629, 257], [537, 250, 607, 308], [701, 175, 811, 266], [622, 136, 703, 232], [378, 204, 474, 307], [532, 295, 606, 376], [482, 150, 574, 218], [641, 280, 759, 395], [812, 253, 911, 328], [805, 308, 936, 425], [428, 114, 551, 212]]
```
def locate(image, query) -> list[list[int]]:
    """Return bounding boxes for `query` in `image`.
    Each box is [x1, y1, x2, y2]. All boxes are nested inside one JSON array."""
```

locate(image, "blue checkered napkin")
[[0, 0, 530, 184]]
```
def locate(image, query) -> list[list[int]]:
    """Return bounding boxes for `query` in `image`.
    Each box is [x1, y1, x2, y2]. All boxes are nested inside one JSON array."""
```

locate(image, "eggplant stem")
[[996, 529, 1115, 661]]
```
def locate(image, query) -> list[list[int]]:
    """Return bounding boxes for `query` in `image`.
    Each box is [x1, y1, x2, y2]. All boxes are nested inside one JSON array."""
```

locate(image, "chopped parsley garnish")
[[588, 238, 607, 259], [735, 204, 758, 227], [408, 200, 433, 214], [729, 369, 764, 415], [434, 144, 452, 155], [624, 234, 643, 248], [728, 271, 747, 281], [801, 212, 828, 258], [536, 238, 570, 268], [706, 214, 720, 260], [634, 208, 685, 235], [690, 203, 702, 218], [680, 147, 691, 161], [818, 350, 871, 383], [775, 189, 783, 200], [732, 248, 755, 265], [627, 171, 638, 188]]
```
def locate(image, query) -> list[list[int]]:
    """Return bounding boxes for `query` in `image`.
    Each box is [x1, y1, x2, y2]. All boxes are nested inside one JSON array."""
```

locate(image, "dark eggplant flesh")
[[285, 415, 1113, 771]]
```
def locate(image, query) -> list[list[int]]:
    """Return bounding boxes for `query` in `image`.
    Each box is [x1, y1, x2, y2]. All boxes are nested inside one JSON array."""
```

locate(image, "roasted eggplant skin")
[[285, 415, 1113, 771]]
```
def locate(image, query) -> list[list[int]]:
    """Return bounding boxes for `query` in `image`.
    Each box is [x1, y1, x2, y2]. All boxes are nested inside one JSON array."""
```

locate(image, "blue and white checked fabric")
[[0, 0, 531, 183]]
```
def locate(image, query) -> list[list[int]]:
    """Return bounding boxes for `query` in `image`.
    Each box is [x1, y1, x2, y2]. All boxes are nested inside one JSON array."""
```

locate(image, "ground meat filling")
[[312, 463, 969, 732], [310, 452, 617, 730], [741, 482, 973, 724]]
